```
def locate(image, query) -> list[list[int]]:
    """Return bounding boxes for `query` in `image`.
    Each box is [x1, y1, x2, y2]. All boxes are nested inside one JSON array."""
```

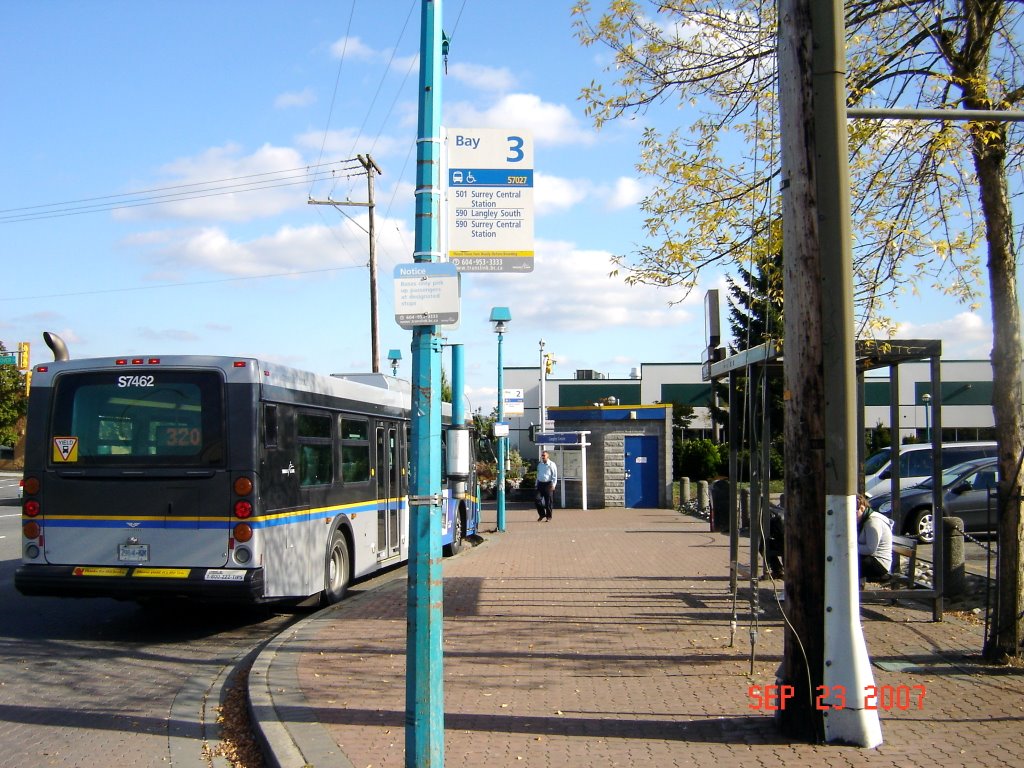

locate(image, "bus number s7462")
[[118, 375, 156, 388]]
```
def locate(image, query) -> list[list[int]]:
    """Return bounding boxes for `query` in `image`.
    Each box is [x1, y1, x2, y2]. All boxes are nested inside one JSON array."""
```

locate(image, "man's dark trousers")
[[536, 481, 554, 520]]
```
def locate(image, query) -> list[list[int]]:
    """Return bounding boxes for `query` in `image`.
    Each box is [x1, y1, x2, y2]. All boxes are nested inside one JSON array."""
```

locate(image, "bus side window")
[[340, 418, 370, 483], [265, 404, 278, 449], [297, 412, 332, 486]]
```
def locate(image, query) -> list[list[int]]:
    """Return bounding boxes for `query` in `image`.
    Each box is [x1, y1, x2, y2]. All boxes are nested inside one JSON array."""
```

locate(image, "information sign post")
[[447, 128, 534, 272]]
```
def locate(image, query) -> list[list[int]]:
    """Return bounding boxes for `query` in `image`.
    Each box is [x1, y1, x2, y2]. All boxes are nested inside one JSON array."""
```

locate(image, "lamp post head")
[[922, 392, 932, 404], [489, 306, 511, 334], [387, 348, 402, 375]]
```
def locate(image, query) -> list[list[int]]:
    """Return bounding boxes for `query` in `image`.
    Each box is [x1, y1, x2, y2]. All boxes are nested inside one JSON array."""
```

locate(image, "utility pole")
[[538, 338, 546, 459], [777, 0, 881, 746], [406, 1, 444, 766], [308, 154, 383, 372]]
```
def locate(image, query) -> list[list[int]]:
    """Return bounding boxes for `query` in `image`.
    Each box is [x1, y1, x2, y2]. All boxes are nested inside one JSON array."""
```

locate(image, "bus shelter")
[[706, 339, 945, 622]]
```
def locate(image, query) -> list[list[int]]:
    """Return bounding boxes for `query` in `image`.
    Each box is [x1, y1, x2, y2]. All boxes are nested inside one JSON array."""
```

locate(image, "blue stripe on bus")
[[41, 498, 412, 531]]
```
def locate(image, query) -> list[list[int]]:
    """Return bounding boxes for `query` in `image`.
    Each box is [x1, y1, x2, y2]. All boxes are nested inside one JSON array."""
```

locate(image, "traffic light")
[[529, 424, 540, 442], [17, 341, 29, 370]]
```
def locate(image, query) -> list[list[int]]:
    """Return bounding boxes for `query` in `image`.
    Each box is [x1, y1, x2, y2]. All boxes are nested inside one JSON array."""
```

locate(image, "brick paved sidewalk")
[[254, 504, 1024, 767]]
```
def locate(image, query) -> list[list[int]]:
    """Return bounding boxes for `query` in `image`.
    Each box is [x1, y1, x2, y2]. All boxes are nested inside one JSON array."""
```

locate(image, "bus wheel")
[[444, 509, 464, 557], [323, 529, 351, 606]]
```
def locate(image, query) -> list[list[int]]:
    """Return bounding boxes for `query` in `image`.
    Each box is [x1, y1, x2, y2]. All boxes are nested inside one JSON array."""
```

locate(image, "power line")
[[1, 159, 363, 224], [0, 264, 365, 302]]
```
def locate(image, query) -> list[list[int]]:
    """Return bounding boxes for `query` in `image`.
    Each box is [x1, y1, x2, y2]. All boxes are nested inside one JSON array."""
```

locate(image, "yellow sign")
[[133, 568, 191, 579], [73, 567, 129, 577], [53, 436, 78, 462]]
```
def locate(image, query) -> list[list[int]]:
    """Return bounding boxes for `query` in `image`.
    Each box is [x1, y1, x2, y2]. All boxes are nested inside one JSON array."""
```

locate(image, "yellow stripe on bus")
[[133, 568, 192, 579], [72, 567, 129, 577]]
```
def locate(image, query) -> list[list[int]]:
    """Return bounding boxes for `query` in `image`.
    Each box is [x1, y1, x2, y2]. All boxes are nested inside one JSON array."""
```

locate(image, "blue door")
[[625, 435, 659, 508]]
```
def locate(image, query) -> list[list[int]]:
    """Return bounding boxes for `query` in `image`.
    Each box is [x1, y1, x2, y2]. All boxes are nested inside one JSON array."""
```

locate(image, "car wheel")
[[323, 529, 351, 606], [910, 508, 934, 544]]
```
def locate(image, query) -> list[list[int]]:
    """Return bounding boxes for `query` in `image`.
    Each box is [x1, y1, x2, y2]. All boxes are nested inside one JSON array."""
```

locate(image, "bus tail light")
[[23, 476, 40, 495], [24, 521, 41, 539], [233, 547, 252, 564], [233, 523, 253, 543], [233, 476, 254, 519], [24, 500, 40, 517]]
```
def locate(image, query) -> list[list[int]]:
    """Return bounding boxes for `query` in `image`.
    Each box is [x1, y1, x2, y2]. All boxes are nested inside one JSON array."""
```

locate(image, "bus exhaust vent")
[[43, 331, 70, 361]]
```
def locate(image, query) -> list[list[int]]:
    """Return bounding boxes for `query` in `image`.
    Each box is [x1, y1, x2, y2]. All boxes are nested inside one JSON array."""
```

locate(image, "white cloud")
[[448, 62, 516, 93], [606, 176, 646, 210], [535, 173, 589, 213], [330, 36, 377, 60], [116, 143, 311, 222], [446, 93, 594, 146], [142, 211, 415, 281], [294, 128, 410, 163], [465, 238, 687, 334], [894, 312, 993, 358], [275, 88, 316, 109]]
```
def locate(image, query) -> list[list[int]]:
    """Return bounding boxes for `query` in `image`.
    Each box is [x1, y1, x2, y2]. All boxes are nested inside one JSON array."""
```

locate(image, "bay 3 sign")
[[447, 129, 534, 273]]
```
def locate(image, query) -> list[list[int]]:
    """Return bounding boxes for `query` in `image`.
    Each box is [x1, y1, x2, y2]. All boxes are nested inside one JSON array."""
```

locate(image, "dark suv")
[[869, 457, 1000, 543]]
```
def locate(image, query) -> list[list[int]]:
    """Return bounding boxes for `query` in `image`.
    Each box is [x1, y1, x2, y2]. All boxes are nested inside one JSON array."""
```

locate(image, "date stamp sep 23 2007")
[[748, 684, 927, 712]]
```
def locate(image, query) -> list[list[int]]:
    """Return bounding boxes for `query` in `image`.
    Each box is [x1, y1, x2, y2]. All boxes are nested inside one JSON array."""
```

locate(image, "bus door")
[[375, 423, 402, 560]]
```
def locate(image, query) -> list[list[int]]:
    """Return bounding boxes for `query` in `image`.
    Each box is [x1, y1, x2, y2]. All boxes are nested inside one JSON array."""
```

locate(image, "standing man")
[[535, 450, 558, 522]]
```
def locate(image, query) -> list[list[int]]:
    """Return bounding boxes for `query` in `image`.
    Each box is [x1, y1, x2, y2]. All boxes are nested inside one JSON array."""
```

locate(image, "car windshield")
[[864, 449, 890, 475]]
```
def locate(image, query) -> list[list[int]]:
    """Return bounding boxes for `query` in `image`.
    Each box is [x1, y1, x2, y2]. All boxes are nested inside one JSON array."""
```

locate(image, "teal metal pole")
[[496, 330, 506, 531], [452, 344, 464, 426], [406, 1, 444, 765]]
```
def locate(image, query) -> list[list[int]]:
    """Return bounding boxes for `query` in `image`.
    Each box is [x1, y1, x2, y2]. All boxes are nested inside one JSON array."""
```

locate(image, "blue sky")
[[0, 1, 1005, 413]]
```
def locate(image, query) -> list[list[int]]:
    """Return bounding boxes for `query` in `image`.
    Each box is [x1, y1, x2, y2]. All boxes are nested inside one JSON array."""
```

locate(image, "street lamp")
[[387, 348, 402, 376], [490, 307, 512, 532], [925, 393, 933, 442]]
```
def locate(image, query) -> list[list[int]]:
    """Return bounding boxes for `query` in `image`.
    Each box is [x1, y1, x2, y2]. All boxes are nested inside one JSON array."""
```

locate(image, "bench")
[[888, 535, 919, 589]]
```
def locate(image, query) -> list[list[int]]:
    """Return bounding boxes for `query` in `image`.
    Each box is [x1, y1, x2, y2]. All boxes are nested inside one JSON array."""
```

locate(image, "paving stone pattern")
[[274, 504, 1024, 768]]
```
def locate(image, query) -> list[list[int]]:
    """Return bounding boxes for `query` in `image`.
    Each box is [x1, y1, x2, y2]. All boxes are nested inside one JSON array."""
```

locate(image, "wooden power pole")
[[308, 154, 384, 372], [778, 0, 881, 746]]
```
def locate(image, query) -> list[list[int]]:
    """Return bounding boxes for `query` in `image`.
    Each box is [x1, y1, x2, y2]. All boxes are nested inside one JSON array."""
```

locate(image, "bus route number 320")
[[118, 375, 156, 387]]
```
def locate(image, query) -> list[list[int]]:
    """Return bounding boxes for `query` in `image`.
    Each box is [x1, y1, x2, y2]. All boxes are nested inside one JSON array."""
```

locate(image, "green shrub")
[[678, 439, 724, 481]]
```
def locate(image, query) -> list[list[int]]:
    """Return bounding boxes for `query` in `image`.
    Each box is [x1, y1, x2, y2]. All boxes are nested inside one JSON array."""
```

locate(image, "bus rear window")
[[50, 370, 225, 466]]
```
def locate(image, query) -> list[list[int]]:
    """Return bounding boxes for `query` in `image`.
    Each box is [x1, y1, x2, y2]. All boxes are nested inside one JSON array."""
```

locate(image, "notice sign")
[[394, 263, 460, 329], [447, 128, 534, 272]]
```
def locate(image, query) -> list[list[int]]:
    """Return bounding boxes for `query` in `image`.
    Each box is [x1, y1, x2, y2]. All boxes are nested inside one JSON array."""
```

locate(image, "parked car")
[[863, 441, 997, 497], [869, 457, 1000, 543]]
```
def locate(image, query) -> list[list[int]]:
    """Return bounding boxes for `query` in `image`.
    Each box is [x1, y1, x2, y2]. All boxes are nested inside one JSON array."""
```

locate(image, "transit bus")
[[15, 350, 479, 605]]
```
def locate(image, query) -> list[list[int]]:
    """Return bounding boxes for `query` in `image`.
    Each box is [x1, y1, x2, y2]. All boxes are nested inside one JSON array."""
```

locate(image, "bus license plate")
[[118, 543, 150, 562]]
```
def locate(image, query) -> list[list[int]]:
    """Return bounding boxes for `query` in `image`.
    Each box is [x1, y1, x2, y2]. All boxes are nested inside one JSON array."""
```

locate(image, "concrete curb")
[[249, 574, 407, 768]]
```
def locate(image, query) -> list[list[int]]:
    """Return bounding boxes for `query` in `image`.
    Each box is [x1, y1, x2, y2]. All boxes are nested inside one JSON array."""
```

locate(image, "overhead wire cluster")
[[0, 159, 364, 225]]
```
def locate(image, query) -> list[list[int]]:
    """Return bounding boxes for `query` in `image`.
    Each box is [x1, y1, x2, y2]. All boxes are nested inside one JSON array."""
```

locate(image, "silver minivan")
[[863, 441, 997, 497]]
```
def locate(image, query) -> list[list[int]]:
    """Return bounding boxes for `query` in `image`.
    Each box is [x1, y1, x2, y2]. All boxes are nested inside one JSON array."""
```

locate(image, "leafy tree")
[[670, 401, 695, 478], [573, 0, 1023, 660], [0, 343, 28, 449], [441, 366, 452, 404]]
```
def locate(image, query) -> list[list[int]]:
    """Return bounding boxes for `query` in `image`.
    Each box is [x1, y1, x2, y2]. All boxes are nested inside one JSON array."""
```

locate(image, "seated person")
[[857, 493, 893, 581]]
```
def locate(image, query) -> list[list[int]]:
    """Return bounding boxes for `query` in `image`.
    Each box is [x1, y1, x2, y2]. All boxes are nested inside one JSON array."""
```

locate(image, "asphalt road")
[[0, 473, 300, 767]]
